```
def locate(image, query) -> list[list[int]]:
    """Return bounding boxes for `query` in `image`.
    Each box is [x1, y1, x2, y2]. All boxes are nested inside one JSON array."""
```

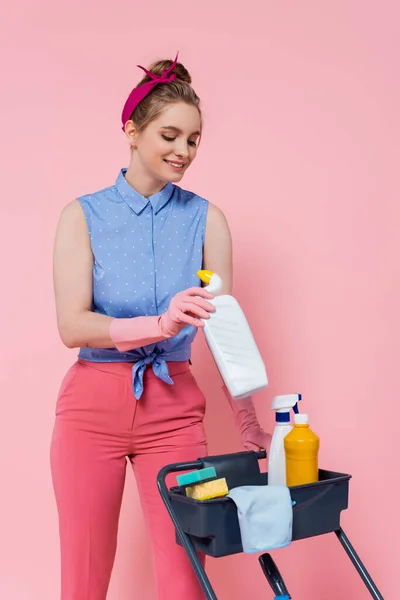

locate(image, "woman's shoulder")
[[55, 199, 88, 240], [57, 180, 119, 226], [77, 182, 121, 208], [173, 185, 213, 217], [206, 201, 227, 220], [58, 199, 85, 222], [173, 183, 207, 203], [173, 185, 229, 226], [205, 201, 230, 234]]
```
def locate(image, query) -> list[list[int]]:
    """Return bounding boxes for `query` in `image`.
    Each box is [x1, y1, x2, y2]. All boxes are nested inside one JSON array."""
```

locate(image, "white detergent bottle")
[[268, 394, 302, 485], [197, 270, 268, 400]]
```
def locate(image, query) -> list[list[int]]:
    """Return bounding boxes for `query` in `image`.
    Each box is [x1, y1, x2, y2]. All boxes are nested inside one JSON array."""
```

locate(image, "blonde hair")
[[129, 58, 201, 132]]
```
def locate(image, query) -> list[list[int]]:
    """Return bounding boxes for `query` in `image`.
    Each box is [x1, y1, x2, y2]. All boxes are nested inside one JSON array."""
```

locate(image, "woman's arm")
[[53, 200, 115, 348], [202, 201, 271, 452], [203, 203, 233, 295], [53, 201, 216, 350]]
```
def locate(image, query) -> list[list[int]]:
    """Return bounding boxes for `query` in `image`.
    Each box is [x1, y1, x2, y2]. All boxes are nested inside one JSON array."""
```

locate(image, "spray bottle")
[[197, 270, 268, 399], [268, 394, 301, 486]]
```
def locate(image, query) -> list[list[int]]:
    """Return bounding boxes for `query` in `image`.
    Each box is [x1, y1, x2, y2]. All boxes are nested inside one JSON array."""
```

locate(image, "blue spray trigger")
[[292, 393, 302, 415]]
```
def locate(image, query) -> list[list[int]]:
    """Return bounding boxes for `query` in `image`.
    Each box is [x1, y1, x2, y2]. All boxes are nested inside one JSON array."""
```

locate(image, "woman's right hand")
[[159, 287, 216, 338]]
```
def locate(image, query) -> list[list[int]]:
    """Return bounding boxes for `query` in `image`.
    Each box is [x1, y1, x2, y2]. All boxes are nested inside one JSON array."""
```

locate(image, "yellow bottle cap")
[[197, 270, 214, 284]]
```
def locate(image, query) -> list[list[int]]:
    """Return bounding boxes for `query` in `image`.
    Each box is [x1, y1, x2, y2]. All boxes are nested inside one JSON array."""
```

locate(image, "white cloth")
[[228, 485, 293, 554]]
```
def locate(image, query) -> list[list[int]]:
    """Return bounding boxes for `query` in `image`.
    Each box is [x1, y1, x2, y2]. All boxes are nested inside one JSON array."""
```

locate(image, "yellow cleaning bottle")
[[284, 414, 320, 486]]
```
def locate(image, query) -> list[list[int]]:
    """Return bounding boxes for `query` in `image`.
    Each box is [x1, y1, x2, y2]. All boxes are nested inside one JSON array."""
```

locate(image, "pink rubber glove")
[[109, 287, 215, 352], [223, 385, 272, 452], [158, 286, 215, 336]]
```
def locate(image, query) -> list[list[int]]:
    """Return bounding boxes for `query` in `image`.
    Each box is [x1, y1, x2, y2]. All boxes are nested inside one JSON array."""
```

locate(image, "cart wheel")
[[259, 553, 291, 599]]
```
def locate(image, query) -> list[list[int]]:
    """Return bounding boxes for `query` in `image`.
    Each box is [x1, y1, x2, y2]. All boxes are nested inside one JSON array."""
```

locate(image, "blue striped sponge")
[[176, 467, 217, 488]]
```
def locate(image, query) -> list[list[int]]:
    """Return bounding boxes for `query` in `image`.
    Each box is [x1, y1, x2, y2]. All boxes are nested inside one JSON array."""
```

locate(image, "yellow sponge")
[[185, 478, 229, 501]]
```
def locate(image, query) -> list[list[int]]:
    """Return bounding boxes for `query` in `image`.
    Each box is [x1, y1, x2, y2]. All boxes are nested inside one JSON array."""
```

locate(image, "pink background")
[[1, 1, 398, 598]]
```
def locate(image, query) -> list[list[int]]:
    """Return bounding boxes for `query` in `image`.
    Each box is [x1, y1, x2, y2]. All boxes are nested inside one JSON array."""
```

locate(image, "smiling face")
[[129, 102, 201, 187]]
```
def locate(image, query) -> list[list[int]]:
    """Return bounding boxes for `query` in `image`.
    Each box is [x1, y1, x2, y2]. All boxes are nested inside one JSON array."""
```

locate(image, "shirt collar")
[[115, 168, 174, 215]]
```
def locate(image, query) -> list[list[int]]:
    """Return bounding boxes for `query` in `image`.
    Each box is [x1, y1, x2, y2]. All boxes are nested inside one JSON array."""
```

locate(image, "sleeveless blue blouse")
[[77, 168, 208, 398]]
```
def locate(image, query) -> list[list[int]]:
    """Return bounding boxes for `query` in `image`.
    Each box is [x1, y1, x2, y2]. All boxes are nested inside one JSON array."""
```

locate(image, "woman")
[[51, 53, 270, 600]]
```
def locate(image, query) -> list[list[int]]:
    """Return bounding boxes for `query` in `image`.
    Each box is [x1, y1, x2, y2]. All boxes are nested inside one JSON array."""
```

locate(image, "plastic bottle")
[[197, 270, 268, 400], [268, 394, 301, 486], [284, 414, 320, 486]]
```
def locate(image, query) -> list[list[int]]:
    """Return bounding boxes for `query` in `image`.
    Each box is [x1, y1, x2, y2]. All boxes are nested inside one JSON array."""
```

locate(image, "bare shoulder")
[[57, 199, 86, 226], [206, 202, 232, 238], [55, 199, 89, 240], [54, 199, 91, 261], [207, 201, 229, 226]]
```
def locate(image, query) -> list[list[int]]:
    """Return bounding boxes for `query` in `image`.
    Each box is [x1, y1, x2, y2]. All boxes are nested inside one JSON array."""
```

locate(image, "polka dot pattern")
[[77, 168, 208, 364]]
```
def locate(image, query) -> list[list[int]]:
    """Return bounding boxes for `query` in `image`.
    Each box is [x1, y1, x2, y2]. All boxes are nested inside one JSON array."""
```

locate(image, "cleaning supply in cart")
[[268, 394, 301, 486], [176, 467, 229, 500], [196, 269, 268, 400], [228, 485, 293, 553], [284, 414, 320, 486], [186, 478, 229, 501], [176, 467, 217, 488]]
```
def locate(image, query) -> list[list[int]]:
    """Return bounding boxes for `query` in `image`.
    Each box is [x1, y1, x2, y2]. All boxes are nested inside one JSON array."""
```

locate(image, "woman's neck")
[[124, 161, 166, 198]]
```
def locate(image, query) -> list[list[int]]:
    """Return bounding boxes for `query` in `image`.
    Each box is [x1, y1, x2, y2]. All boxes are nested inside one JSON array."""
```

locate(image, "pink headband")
[[121, 52, 179, 130]]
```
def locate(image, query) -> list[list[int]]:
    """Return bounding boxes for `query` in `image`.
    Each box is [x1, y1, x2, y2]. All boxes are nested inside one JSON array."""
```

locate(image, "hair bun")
[[146, 58, 192, 85]]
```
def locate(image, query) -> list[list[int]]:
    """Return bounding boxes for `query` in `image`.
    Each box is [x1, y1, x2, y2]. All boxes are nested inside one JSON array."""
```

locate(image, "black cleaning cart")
[[157, 451, 384, 599]]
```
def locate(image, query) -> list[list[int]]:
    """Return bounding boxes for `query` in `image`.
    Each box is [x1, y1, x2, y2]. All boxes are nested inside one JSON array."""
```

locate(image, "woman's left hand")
[[240, 425, 272, 452], [222, 385, 272, 453]]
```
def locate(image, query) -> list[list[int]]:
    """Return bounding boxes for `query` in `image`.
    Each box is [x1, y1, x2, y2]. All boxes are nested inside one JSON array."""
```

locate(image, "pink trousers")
[[50, 359, 208, 600]]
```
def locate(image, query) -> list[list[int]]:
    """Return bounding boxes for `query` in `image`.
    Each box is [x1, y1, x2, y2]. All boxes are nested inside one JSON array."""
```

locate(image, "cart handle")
[[157, 450, 267, 486], [157, 451, 266, 600]]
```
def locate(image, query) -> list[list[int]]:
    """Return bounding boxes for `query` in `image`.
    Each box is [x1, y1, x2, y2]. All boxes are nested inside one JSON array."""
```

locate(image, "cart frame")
[[157, 451, 383, 600]]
